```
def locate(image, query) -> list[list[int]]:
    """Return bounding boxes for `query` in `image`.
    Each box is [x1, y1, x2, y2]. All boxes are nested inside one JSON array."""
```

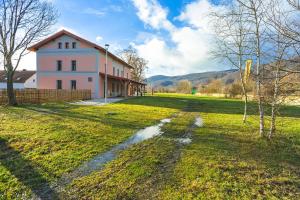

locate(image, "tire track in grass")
[[51, 101, 203, 199], [135, 111, 203, 199]]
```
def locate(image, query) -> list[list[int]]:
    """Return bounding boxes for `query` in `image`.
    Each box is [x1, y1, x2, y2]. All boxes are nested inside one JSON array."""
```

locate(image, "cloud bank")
[[131, 0, 227, 77]]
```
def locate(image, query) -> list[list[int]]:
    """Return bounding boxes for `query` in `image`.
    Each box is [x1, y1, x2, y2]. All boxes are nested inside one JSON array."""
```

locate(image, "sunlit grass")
[[0, 94, 299, 199], [0, 97, 185, 199]]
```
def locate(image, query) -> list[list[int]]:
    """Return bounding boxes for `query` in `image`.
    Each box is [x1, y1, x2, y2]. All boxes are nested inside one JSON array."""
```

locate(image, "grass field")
[[0, 94, 299, 199]]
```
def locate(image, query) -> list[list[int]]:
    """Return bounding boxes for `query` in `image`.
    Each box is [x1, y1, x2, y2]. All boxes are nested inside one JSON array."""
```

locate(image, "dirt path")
[[41, 101, 203, 199], [135, 113, 203, 199]]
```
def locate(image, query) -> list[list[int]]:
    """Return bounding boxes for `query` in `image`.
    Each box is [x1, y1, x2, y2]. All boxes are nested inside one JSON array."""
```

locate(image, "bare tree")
[[176, 80, 192, 94], [0, 0, 57, 105], [211, 2, 253, 123], [236, 0, 269, 136], [119, 46, 148, 83], [287, 0, 300, 9], [264, 0, 298, 138]]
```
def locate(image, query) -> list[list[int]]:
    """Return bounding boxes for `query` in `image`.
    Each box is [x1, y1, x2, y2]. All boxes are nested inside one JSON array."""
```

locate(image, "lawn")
[[0, 94, 299, 199]]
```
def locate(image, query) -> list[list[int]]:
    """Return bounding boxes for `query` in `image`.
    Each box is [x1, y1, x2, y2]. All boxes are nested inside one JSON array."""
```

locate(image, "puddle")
[[176, 138, 192, 145], [195, 117, 203, 127], [57, 118, 172, 187]]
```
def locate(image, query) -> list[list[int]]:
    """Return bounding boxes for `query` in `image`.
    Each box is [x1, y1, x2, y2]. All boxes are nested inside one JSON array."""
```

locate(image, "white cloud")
[[83, 8, 106, 17], [131, 0, 225, 77], [110, 5, 123, 12], [131, 0, 174, 31], [96, 36, 103, 42], [177, 0, 218, 30], [18, 52, 36, 71]]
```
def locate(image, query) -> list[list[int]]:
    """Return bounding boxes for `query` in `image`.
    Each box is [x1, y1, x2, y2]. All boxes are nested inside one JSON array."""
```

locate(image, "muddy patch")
[[195, 117, 203, 127], [176, 138, 192, 144], [52, 118, 172, 192]]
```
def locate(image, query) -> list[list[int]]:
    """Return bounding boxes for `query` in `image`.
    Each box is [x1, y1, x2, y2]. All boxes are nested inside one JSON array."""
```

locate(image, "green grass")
[[0, 94, 299, 199], [0, 97, 185, 199]]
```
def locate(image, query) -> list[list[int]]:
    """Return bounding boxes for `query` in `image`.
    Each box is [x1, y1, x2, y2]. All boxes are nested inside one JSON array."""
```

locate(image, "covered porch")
[[99, 73, 146, 98]]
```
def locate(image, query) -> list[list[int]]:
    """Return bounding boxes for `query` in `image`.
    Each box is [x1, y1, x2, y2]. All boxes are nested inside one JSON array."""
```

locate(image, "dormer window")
[[58, 42, 62, 49], [72, 42, 76, 49], [65, 42, 69, 49]]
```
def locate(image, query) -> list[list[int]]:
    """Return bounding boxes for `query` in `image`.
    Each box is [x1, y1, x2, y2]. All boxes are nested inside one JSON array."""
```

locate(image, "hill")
[[147, 69, 239, 88]]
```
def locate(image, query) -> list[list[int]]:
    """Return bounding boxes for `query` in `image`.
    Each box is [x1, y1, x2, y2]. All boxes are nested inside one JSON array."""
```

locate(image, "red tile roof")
[[0, 70, 35, 83], [28, 29, 134, 69]]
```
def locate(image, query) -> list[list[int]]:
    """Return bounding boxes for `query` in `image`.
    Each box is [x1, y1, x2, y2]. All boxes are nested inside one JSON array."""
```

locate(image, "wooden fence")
[[0, 89, 91, 105]]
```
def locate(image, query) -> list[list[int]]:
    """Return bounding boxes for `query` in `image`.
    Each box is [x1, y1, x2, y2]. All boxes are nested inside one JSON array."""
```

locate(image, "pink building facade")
[[28, 30, 145, 98]]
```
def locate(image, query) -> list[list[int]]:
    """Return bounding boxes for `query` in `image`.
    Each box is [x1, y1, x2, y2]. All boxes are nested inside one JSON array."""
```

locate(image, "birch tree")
[[0, 0, 57, 105], [211, 3, 253, 123], [237, 0, 268, 136], [264, 0, 299, 138]]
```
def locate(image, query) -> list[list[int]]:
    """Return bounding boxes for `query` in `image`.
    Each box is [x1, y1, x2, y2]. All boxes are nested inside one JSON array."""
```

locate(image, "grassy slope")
[[0, 97, 185, 199], [67, 94, 300, 199], [0, 94, 299, 199]]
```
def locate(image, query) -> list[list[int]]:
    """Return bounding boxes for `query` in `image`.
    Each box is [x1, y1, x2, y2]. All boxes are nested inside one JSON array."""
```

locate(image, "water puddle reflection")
[[195, 117, 203, 127], [58, 118, 172, 185]]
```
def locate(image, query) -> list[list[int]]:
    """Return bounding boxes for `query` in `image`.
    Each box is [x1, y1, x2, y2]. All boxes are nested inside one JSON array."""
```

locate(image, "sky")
[[19, 0, 229, 77]]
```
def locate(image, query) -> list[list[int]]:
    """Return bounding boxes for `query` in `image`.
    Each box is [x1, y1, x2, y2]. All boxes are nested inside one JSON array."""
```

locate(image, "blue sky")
[[21, 0, 229, 77]]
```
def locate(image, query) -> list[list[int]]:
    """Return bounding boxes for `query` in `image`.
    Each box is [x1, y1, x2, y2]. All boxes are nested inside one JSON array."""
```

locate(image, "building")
[[0, 70, 36, 89], [28, 30, 146, 98]]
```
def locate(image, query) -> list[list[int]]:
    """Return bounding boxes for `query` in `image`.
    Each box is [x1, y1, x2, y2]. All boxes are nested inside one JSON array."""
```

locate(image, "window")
[[88, 77, 93, 82], [58, 42, 62, 49], [71, 60, 77, 71], [71, 80, 76, 90], [65, 42, 69, 49], [57, 60, 62, 71], [72, 42, 76, 49], [57, 80, 62, 90], [113, 67, 115, 76], [117, 69, 120, 77]]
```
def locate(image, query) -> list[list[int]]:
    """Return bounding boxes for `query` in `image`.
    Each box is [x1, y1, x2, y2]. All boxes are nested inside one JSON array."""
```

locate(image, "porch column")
[[124, 81, 128, 98]]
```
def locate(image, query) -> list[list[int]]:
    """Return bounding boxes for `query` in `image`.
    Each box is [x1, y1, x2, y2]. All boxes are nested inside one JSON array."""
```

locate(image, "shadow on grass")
[[120, 96, 300, 118], [0, 138, 59, 200], [182, 129, 300, 198], [21, 105, 153, 132], [193, 125, 300, 169]]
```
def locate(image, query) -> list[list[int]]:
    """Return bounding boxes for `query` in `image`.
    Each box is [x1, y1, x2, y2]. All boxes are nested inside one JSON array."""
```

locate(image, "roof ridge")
[[28, 30, 134, 69]]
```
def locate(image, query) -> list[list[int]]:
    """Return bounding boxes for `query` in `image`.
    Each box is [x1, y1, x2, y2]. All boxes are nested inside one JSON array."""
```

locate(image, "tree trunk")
[[243, 94, 248, 123], [124, 82, 128, 98], [256, 31, 265, 136], [258, 89, 264, 136], [238, 55, 248, 123], [268, 65, 280, 139], [6, 70, 17, 106]]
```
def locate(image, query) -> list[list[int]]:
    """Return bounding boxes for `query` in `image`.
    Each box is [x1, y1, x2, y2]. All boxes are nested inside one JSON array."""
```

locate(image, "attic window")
[[58, 42, 62, 49], [65, 42, 69, 49], [72, 42, 76, 49]]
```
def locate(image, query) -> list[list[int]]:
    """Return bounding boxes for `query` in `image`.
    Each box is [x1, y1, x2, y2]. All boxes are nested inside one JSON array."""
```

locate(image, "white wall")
[[24, 74, 37, 88]]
